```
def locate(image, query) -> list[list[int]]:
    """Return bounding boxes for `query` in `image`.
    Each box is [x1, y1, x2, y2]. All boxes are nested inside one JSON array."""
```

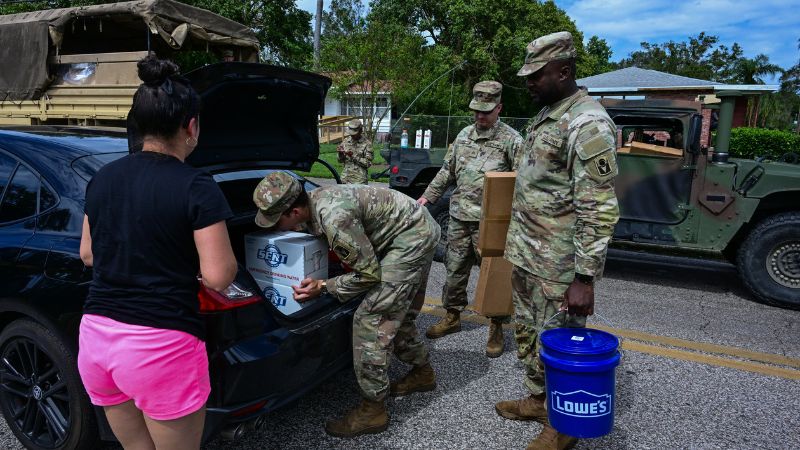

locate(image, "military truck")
[[383, 97, 800, 310], [0, 0, 260, 127]]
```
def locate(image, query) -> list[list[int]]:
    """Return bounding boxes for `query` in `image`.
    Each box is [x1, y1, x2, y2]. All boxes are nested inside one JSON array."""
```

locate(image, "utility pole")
[[314, 0, 323, 71]]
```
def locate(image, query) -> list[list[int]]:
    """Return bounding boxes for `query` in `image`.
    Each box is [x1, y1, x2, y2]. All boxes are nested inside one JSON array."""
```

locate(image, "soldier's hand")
[[562, 279, 594, 316], [417, 197, 429, 206], [293, 278, 323, 302]]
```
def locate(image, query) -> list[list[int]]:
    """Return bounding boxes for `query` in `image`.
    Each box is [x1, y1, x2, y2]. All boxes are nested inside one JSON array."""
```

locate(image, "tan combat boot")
[[486, 318, 505, 358], [526, 423, 577, 450], [425, 309, 461, 339], [390, 363, 436, 397], [495, 393, 548, 423], [324, 398, 389, 438]]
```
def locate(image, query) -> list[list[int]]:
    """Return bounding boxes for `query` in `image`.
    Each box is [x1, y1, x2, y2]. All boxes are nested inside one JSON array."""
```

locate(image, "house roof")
[[577, 67, 718, 89], [576, 67, 778, 95]]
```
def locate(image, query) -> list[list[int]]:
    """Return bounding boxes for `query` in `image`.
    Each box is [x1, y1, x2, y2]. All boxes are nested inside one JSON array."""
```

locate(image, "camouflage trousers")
[[352, 249, 435, 402], [511, 266, 585, 395], [441, 218, 480, 312], [340, 165, 368, 184], [442, 218, 508, 319]]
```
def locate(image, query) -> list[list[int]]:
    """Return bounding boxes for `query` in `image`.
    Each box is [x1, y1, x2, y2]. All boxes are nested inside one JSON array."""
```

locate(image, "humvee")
[[383, 96, 800, 309]]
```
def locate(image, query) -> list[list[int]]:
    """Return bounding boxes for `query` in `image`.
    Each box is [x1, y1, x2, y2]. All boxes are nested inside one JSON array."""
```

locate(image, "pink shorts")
[[78, 314, 210, 420]]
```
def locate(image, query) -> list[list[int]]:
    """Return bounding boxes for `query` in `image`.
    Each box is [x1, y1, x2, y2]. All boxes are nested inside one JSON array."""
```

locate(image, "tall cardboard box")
[[244, 231, 329, 285], [478, 172, 516, 257], [473, 257, 514, 317]]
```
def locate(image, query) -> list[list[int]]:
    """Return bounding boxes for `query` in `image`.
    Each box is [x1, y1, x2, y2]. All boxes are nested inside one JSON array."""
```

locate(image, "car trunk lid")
[[184, 63, 331, 172]]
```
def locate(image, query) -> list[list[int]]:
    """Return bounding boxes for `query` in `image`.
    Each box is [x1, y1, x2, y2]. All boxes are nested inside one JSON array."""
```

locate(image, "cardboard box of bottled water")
[[251, 277, 312, 316], [245, 230, 328, 286]]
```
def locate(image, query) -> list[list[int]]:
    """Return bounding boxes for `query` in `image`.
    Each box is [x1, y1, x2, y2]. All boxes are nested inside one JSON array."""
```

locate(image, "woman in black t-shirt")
[[78, 56, 237, 449]]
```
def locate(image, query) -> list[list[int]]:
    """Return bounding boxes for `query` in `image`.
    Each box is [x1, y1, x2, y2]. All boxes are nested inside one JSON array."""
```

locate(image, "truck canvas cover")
[[0, 0, 260, 101]]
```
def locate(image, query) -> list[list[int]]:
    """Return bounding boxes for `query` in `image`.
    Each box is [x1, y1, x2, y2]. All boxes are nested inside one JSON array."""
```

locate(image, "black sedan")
[[0, 64, 357, 450]]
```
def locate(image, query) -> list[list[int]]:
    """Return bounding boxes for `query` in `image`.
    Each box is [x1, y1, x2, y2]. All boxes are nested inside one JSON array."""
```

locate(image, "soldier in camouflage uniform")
[[338, 119, 373, 184], [419, 81, 522, 358], [252, 172, 440, 438], [493, 32, 619, 450]]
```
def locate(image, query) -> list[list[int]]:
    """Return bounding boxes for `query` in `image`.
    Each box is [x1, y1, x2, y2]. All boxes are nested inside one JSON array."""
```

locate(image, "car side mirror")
[[688, 114, 703, 154]]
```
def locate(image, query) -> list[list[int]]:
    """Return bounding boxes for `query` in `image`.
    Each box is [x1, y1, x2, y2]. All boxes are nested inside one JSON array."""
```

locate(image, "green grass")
[[293, 143, 389, 181]]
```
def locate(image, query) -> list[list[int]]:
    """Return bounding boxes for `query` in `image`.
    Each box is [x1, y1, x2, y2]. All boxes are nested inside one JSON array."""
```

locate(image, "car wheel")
[[0, 319, 98, 450], [433, 210, 449, 263], [737, 212, 800, 310]]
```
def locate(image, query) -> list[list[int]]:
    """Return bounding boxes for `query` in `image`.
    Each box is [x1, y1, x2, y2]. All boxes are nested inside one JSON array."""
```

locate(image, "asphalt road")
[[3, 256, 795, 450], [2, 178, 797, 449]]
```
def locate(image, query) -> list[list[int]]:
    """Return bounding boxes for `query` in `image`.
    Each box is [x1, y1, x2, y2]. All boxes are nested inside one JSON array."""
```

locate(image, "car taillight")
[[391, 166, 399, 174], [198, 282, 261, 312]]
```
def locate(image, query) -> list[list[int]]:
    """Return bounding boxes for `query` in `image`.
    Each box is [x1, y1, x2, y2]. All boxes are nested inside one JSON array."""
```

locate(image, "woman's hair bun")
[[137, 55, 180, 85]]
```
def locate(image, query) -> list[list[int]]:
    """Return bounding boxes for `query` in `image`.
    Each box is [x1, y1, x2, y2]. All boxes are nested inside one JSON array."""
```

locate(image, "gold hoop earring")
[[186, 136, 198, 147]]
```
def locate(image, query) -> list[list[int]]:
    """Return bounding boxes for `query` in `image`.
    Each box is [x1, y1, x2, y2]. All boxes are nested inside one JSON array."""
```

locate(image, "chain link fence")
[[384, 114, 531, 150]]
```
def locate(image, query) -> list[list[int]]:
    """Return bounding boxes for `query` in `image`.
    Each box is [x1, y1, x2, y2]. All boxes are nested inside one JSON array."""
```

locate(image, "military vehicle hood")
[[732, 158, 800, 198]]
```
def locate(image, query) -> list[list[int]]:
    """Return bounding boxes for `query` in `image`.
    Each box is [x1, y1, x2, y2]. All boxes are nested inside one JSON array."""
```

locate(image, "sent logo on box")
[[262, 286, 287, 307], [257, 244, 288, 268], [550, 390, 611, 417]]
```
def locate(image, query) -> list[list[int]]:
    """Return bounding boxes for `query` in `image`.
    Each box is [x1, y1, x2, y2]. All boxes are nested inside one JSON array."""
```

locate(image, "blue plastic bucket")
[[540, 327, 621, 438]]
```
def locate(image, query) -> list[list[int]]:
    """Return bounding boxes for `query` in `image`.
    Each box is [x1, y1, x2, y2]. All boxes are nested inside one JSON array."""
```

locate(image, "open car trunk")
[[199, 173, 358, 421], [175, 64, 354, 426]]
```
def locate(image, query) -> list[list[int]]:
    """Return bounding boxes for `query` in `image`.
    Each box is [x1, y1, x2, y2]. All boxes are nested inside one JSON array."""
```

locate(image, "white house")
[[323, 80, 393, 138]]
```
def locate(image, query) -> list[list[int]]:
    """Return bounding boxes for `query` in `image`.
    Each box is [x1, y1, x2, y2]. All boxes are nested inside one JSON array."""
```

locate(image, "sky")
[[297, 0, 799, 84]]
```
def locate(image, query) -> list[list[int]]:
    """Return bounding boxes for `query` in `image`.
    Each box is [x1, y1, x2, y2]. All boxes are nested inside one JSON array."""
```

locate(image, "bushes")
[[729, 127, 800, 160]]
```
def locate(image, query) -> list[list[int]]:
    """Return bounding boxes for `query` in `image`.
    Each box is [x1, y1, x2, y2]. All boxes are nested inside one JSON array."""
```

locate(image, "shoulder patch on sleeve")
[[577, 134, 614, 160], [332, 240, 357, 265], [581, 148, 618, 183]]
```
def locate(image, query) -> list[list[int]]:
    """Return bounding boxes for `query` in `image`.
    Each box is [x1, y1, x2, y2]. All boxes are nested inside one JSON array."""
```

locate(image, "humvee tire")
[[737, 212, 800, 309]]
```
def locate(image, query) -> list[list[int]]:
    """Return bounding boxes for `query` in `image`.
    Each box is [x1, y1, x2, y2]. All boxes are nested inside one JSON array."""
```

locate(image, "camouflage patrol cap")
[[517, 31, 577, 77], [344, 119, 363, 136], [253, 172, 302, 228], [469, 81, 502, 112]]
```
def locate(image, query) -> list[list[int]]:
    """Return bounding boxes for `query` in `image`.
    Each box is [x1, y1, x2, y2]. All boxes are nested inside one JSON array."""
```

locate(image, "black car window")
[[0, 152, 16, 198], [0, 164, 39, 223], [40, 182, 58, 211]]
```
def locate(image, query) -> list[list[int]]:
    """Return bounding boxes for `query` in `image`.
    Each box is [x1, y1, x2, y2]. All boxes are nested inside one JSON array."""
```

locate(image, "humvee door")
[[603, 100, 704, 245]]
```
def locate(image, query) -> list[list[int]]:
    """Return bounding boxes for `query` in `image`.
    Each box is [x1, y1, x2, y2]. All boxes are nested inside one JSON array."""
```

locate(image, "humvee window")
[[615, 118, 684, 158]]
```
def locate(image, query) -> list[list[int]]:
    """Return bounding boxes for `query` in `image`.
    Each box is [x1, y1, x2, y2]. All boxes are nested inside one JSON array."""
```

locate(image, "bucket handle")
[[541, 311, 625, 361]]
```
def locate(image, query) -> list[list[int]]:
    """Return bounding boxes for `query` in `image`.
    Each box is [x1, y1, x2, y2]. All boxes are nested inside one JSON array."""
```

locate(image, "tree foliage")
[[617, 32, 741, 82], [321, 0, 367, 39], [368, 0, 588, 117], [584, 36, 613, 76], [320, 5, 427, 140]]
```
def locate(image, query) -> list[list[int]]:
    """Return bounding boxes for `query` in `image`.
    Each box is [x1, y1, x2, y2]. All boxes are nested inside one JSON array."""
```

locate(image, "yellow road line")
[[590, 324, 800, 369], [421, 298, 800, 380], [623, 341, 800, 381]]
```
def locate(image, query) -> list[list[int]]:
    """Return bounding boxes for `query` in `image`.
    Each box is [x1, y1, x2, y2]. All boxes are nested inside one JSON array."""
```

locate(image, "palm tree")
[[736, 54, 783, 84], [736, 54, 784, 126]]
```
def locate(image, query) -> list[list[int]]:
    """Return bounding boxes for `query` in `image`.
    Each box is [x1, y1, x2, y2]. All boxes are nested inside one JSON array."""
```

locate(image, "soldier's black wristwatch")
[[319, 281, 329, 296], [574, 273, 594, 285]]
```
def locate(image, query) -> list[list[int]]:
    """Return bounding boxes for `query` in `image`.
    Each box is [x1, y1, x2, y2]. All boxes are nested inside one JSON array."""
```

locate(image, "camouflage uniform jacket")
[[504, 89, 620, 283], [307, 185, 439, 301], [339, 135, 373, 184], [422, 120, 522, 221]]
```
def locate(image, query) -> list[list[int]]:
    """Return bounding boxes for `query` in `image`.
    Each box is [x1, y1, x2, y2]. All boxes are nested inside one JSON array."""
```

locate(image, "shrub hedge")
[[728, 127, 800, 160]]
